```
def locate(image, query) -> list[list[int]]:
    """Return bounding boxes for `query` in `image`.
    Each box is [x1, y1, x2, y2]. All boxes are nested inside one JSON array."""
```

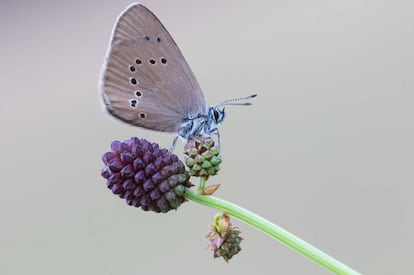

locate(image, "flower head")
[[184, 135, 222, 177], [207, 212, 243, 262], [101, 137, 191, 213]]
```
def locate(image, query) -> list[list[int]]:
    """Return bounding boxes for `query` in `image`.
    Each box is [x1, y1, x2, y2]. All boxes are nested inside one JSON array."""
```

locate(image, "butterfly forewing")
[[100, 3, 206, 133]]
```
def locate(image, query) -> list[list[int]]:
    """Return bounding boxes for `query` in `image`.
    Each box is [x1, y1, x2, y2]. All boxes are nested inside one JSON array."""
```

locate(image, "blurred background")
[[1, 0, 413, 274]]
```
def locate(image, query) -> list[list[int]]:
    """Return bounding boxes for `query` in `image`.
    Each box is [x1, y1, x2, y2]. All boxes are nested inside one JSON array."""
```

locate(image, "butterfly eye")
[[213, 109, 220, 121]]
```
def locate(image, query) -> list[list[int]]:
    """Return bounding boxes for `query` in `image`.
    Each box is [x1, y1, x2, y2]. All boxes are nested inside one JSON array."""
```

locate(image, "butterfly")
[[100, 3, 256, 149]]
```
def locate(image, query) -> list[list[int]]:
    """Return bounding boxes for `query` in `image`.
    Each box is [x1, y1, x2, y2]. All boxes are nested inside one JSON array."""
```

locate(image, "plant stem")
[[184, 188, 360, 275], [197, 176, 207, 194]]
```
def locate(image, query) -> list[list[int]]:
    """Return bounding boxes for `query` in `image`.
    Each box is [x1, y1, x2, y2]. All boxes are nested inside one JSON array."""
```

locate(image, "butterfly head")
[[205, 94, 257, 134], [208, 106, 226, 126]]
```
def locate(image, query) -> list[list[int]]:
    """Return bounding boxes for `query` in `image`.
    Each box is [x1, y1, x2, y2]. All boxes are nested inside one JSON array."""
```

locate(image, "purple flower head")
[[101, 137, 191, 213]]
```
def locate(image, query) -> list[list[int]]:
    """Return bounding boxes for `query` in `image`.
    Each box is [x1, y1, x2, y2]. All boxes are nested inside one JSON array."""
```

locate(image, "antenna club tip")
[[251, 94, 257, 98]]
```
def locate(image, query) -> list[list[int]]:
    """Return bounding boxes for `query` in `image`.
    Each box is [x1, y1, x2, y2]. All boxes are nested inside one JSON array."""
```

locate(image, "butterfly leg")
[[209, 128, 221, 149], [169, 135, 180, 152], [216, 129, 221, 149]]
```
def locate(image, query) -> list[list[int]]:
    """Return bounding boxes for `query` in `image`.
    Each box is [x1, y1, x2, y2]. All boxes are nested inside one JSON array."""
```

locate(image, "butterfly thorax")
[[178, 106, 225, 140]]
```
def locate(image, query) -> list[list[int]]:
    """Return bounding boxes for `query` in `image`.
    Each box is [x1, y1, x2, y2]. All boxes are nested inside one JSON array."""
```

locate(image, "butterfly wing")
[[100, 3, 207, 133]]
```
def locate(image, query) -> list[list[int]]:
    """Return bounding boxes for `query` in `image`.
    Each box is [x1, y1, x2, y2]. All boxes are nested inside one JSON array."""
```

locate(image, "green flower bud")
[[184, 135, 222, 177]]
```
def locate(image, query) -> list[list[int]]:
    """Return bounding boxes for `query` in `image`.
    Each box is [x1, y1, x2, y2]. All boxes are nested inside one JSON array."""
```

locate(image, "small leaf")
[[202, 184, 221, 195]]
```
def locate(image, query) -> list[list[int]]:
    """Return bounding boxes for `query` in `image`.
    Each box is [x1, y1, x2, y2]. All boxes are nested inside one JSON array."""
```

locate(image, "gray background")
[[1, 0, 413, 274]]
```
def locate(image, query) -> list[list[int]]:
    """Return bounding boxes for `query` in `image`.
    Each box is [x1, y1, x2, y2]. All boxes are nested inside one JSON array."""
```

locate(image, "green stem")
[[197, 176, 207, 194], [185, 188, 360, 275]]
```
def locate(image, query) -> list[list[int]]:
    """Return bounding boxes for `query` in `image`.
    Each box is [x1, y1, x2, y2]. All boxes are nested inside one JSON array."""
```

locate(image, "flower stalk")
[[185, 188, 360, 275]]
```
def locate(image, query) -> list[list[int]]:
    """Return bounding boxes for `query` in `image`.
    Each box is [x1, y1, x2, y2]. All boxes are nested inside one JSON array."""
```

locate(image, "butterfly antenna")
[[216, 94, 257, 107]]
